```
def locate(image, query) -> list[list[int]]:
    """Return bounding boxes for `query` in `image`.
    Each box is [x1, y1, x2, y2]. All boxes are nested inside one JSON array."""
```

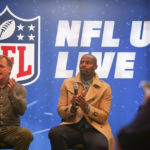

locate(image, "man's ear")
[[8, 67, 12, 74], [94, 65, 98, 70]]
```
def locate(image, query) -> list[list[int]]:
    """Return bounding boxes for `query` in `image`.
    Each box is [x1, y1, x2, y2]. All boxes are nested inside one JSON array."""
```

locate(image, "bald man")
[[49, 54, 114, 150]]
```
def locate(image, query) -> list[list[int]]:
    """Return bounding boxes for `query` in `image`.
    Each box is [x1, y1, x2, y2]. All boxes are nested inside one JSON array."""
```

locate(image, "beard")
[[80, 69, 93, 79], [80, 69, 88, 75], [80, 67, 95, 79]]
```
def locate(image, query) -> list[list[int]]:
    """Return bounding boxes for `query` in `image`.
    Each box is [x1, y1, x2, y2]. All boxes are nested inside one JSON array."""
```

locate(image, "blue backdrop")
[[0, 0, 150, 149]]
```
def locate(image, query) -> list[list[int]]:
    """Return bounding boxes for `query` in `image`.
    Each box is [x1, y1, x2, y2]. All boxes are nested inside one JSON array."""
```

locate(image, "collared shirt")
[[81, 79, 93, 92]]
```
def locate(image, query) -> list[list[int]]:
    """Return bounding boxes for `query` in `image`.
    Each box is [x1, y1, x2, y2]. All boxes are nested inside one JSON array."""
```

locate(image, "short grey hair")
[[0, 55, 13, 68]]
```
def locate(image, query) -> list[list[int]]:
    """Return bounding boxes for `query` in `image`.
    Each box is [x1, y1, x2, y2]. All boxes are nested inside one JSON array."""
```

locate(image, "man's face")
[[79, 55, 97, 77], [0, 58, 11, 81]]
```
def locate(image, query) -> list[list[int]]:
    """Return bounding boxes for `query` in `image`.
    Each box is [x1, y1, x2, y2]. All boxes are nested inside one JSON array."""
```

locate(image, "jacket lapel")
[[85, 85, 97, 103], [74, 73, 101, 103]]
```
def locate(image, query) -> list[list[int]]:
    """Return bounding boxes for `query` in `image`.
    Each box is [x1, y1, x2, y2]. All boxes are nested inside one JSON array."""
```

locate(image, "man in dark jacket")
[[117, 81, 150, 150], [0, 55, 33, 150]]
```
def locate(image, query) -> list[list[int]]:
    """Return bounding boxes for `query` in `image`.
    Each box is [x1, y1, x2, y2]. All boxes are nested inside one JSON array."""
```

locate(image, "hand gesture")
[[77, 90, 88, 112], [8, 78, 16, 97], [71, 90, 88, 111]]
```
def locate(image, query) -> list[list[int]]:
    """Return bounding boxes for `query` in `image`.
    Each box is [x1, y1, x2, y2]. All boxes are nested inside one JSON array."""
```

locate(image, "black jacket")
[[117, 100, 150, 150]]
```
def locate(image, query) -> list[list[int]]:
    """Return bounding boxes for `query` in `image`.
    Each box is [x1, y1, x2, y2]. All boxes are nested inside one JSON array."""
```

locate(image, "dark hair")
[[0, 55, 13, 68]]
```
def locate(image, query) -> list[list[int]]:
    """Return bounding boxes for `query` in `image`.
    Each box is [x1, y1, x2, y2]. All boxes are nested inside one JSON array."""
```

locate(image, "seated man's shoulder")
[[98, 80, 110, 88], [63, 76, 76, 84], [15, 82, 26, 92]]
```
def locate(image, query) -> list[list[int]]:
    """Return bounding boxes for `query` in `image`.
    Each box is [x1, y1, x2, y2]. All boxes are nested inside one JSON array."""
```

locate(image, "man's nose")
[[82, 62, 86, 66], [81, 64, 86, 68]]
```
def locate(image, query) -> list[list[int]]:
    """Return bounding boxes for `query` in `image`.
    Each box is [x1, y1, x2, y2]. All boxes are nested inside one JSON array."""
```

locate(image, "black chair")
[[0, 142, 13, 149]]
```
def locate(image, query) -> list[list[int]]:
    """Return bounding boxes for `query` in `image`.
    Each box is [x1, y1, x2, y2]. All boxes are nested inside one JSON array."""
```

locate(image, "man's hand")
[[143, 93, 150, 104], [71, 95, 78, 107], [8, 78, 16, 97], [141, 81, 150, 104], [71, 90, 88, 112], [77, 94, 88, 112]]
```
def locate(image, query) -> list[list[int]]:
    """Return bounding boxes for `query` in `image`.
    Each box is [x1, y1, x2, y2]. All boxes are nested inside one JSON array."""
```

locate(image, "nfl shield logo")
[[0, 6, 40, 85]]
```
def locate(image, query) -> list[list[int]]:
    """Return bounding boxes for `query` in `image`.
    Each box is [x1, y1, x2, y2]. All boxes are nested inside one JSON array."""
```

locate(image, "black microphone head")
[[73, 82, 78, 95]]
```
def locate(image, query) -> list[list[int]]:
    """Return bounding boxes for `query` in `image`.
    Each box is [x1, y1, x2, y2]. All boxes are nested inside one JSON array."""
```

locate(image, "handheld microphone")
[[73, 82, 78, 96], [71, 82, 79, 113]]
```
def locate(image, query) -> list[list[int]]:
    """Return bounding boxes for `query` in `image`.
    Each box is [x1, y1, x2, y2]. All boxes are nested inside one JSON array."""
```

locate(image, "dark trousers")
[[0, 126, 33, 150], [48, 124, 108, 150]]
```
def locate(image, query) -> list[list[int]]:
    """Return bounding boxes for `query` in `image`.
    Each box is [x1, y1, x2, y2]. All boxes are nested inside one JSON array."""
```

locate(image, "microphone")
[[71, 82, 78, 113], [73, 82, 78, 96]]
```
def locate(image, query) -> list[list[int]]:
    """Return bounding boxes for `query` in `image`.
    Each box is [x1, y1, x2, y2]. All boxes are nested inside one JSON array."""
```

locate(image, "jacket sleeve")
[[87, 85, 112, 124], [9, 83, 27, 115], [57, 80, 75, 120]]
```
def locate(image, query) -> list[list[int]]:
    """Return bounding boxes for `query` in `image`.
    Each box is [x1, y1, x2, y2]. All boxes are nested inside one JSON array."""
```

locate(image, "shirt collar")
[[81, 78, 93, 85], [75, 72, 102, 88]]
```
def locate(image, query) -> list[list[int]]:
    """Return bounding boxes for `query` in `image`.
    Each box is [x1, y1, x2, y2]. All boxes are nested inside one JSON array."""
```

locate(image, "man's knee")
[[48, 126, 58, 139], [93, 138, 108, 150], [19, 128, 33, 143], [48, 125, 64, 140]]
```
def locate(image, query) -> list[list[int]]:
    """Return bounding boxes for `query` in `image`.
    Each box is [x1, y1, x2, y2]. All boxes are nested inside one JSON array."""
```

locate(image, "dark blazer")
[[117, 100, 150, 150]]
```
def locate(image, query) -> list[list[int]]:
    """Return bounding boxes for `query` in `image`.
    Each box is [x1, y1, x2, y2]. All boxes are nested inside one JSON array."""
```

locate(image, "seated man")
[[0, 55, 33, 150], [49, 54, 114, 150], [117, 81, 150, 150]]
